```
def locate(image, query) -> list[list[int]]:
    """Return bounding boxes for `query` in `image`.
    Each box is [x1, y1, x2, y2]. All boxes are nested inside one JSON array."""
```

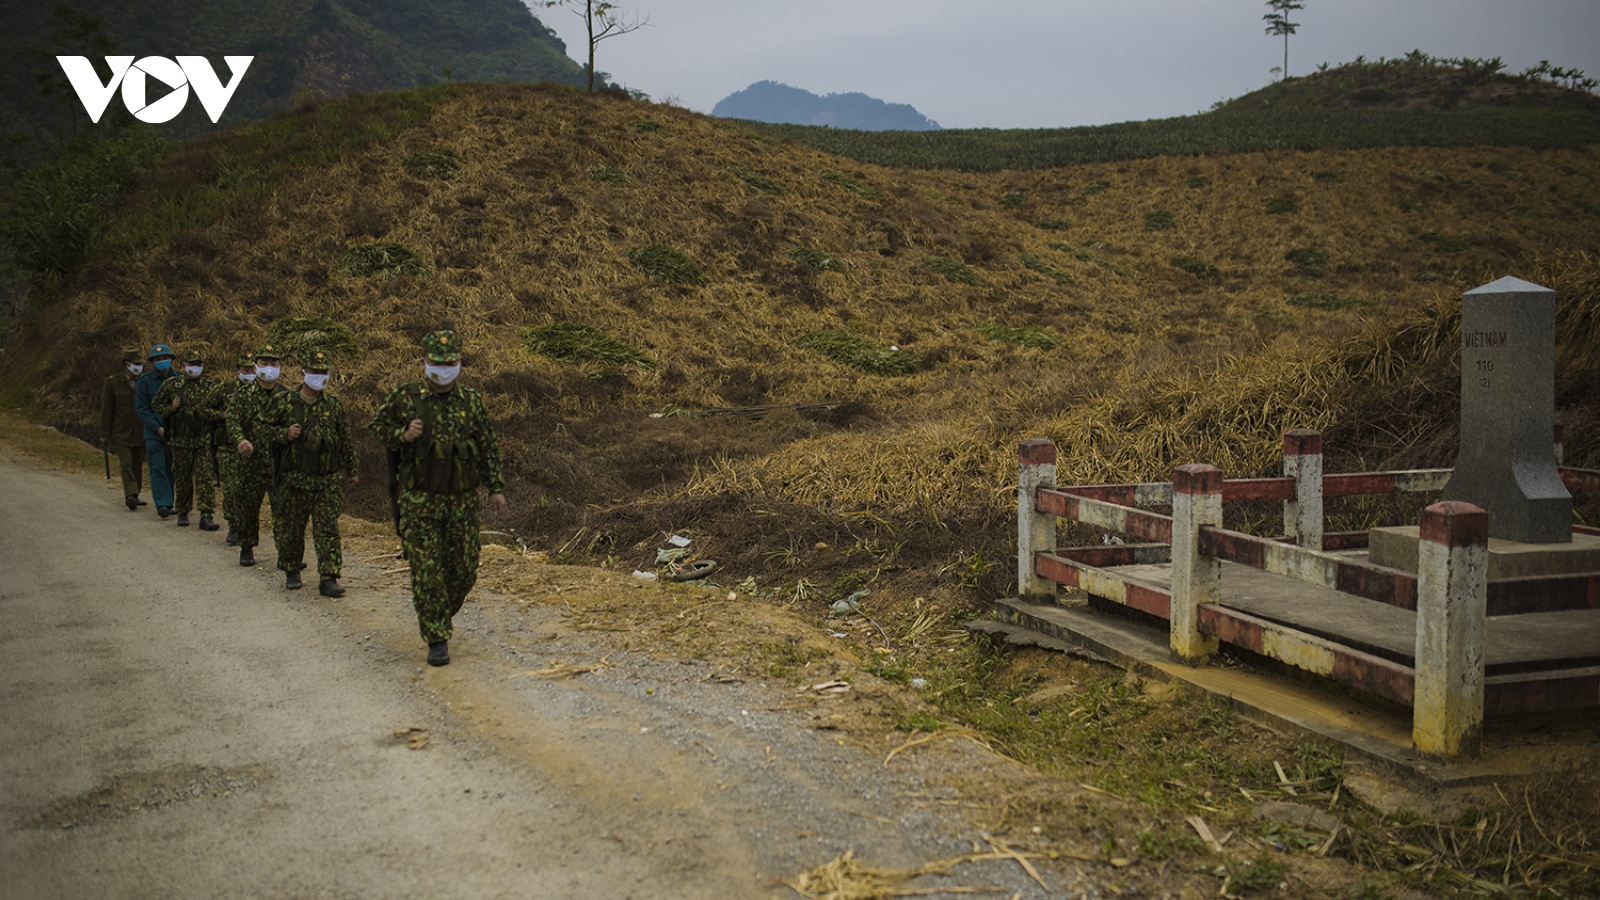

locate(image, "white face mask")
[[127, 363, 144, 376], [184, 365, 203, 378], [302, 372, 330, 391], [425, 363, 461, 386], [238, 371, 257, 384], [256, 364, 280, 382]]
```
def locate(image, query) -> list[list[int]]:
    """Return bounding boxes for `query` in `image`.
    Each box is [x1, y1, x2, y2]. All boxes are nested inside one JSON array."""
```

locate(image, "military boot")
[[319, 577, 345, 598], [225, 526, 238, 546], [177, 513, 190, 527], [285, 570, 303, 590], [158, 506, 172, 518], [239, 547, 256, 567], [125, 495, 139, 511], [198, 516, 219, 532], [427, 641, 450, 666]]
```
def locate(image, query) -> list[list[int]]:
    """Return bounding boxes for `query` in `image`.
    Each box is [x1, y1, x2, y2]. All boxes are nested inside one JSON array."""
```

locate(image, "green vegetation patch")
[[1049, 241, 1129, 276], [999, 192, 1029, 209], [338, 241, 427, 278], [1312, 170, 1345, 182], [728, 167, 782, 194], [1019, 253, 1075, 285], [1034, 218, 1072, 230], [1395, 196, 1425, 212], [975, 323, 1064, 350], [588, 164, 635, 185], [1184, 175, 1212, 188], [1288, 292, 1367, 311], [403, 148, 461, 180], [265, 316, 363, 363], [1265, 195, 1302, 215], [1284, 246, 1330, 270], [819, 171, 882, 200], [786, 248, 844, 272], [795, 330, 918, 376], [1144, 210, 1176, 231], [1171, 256, 1219, 277], [626, 244, 706, 284], [921, 256, 980, 285], [523, 322, 653, 369], [1420, 231, 1469, 253], [1081, 179, 1111, 196], [627, 119, 668, 133]]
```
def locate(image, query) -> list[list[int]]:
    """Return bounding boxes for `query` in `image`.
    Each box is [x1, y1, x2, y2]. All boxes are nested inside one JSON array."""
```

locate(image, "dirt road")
[[0, 446, 1084, 899]]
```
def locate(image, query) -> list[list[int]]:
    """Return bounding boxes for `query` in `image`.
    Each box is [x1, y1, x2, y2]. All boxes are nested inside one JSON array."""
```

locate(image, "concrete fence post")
[[1283, 429, 1324, 550], [1413, 501, 1488, 760], [1554, 421, 1564, 466], [1170, 464, 1222, 662], [1017, 439, 1058, 600]]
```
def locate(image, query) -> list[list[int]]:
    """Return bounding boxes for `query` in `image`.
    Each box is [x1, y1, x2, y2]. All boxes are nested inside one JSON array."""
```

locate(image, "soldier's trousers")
[[112, 443, 146, 499], [233, 461, 276, 551], [219, 446, 240, 525], [145, 437, 173, 509], [398, 489, 480, 644], [274, 480, 343, 577], [170, 440, 217, 516]]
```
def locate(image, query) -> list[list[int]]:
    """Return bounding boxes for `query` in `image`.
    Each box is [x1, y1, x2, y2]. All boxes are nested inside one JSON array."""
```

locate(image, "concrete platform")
[[976, 597, 1600, 788], [1369, 526, 1600, 578]]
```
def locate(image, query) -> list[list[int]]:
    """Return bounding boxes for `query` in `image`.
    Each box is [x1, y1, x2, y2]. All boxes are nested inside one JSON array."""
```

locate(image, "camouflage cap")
[[302, 349, 332, 369], [121, 347, 142, 363], [421, 330, 462, 363], [148, 343, 175, 360], [254, 343, 282, 361], [183, 349, 204, 364], [235, 354, 256, 368]]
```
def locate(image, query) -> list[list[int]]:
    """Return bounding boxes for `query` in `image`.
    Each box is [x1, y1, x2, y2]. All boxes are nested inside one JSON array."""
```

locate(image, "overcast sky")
[[533, 0, 1600, 129]]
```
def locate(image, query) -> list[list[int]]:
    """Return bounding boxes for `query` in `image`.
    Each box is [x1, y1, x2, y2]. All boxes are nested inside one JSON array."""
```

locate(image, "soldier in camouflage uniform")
[[215, 354, 258, 546], [100, 348, 148, 509], [227, 344, 289, 567], [369, 330, 506, 666], [153, 349, 223, 530], [263, 350, 358, 596]]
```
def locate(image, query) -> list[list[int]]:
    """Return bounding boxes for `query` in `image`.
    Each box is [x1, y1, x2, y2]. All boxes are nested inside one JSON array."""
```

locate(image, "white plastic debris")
[[667, 534, 692, 547], [632, 570, 658, 581]]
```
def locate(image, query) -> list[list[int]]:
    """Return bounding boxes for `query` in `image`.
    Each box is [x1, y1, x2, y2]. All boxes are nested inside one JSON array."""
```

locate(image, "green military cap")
[[121, 347, 142, 362], [255, 343, 282, 360], [148, 343, 175, 360], [235, 354, 255, 367], [303, 349, 331, 368], [421, 330, 462, 363], [184, 349, 204, 364]]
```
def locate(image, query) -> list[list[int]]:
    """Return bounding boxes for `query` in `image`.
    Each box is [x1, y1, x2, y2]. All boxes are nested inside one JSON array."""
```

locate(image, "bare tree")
[[542, 1, 650, 93], [1263, 0, 1304, 80]]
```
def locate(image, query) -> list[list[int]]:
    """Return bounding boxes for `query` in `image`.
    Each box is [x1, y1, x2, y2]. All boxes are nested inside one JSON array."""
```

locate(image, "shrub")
[[999, 192, 1028, 209], [820, 171, 882, 200], [921, 255, 980, 285], [1171, 256, 1219, 277], [1284, 246, 1329, 270], [1035, 218, 1072, 230], [787, 248, 843, 271], [1081, 179, 1111, 195], [588, 164, 634, 185], [1185, 175, 1212, 188], [795, 330, 918, 376], [627, 244, 706, 284], [1312, 170, 1345, 182], [1050, 241, 1129, 275], [403, 148, 461, 179], [1144, 210, 1176, 231], [523, 322, 653, 369], [265, 315, 363, 363], [1288, 292, 1366, 310], [338, 241, 426, 278], [729, 167, 782, 194], [1265, 195, 1302, 214], [1420, 231, 1469, 252], [976, 323, 1063, 349], [1019, 253, 1075, 285], [627, 118, 667, 133]]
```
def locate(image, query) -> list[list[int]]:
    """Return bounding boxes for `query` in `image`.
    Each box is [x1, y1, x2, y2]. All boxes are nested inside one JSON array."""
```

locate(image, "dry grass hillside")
[[9, 82, 1600, 609]]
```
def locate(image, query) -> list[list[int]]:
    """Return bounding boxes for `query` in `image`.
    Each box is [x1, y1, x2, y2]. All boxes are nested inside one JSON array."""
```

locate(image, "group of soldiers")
[[99, 330, 507, 667]]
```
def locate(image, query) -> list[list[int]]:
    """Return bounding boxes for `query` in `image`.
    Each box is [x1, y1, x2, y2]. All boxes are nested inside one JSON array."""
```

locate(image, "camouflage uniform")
[[101, 348, 147, 505], [153, 350, 223, 522], [369, 331, 505, 646], [263, 354, 357, 579], [214, 357, 253, 536], [227, 344, 289, 557]]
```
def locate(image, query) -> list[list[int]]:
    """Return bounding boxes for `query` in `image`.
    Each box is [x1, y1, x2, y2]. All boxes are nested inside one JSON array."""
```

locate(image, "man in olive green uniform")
[[215, 355, 258, 546], [154, 349, 223, 530], [369, 331, 507, 666], [100, 348, 148, 510], [264, 350, 357, 596], [227, 344, 289, 567]]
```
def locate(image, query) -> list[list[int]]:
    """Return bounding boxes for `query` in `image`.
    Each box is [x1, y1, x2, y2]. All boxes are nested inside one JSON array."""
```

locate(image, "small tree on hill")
[[541, 0, 650, 94], [1263, 0, 1305, 80]]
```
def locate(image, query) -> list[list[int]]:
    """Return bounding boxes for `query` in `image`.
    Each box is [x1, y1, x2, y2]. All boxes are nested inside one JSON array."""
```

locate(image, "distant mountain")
[[712, 81, 939, 131]]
